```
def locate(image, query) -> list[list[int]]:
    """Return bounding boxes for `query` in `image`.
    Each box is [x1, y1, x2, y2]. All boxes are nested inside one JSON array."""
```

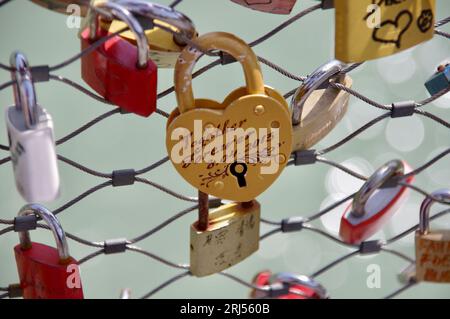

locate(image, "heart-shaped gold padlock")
[[166, 32, 292, 202]]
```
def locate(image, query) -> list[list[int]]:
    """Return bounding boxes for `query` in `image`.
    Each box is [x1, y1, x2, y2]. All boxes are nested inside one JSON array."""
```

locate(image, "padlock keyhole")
[[230, 162, 248, 188]]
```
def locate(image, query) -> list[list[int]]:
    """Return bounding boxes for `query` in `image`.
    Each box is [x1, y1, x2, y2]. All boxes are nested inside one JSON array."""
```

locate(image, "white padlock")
[[5, 52, 60, 202]]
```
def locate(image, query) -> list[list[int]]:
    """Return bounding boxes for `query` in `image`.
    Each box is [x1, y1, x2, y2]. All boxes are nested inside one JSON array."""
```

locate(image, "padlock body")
[[292, 76, 352, 152], [230, 0, 297, 14], [5, 106, 60, 203], [166, 92, 293, 202], [80, 27, 157, 117], [251, 271, 319, 299], [190, 201, 260, 277], [14, 242, 84, 299], [415, 230, 450, 283], [340, 165, 414, 244], [425, 66, 450, 96], [335, 0, 436, 62]]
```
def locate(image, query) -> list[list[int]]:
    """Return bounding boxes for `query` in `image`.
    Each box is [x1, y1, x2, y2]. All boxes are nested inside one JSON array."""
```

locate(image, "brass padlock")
[[290, 60, 352, 152], [190, 193, 260, 277], [335, 0, 436, 62], [415, 189, 450, 283], [94, 0, 197, 68], [166, 32, 292, 202]]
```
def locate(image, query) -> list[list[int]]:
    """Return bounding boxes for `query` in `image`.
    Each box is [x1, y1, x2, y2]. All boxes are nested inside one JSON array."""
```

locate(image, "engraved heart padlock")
[[166, 32, 292, 202]]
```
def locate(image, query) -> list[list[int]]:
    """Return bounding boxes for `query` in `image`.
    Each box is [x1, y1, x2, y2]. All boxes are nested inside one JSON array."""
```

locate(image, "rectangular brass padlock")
[[415, 190, 450, 283], [335, 0, 436, 62], [415, 231, 450, 283], [190, 201, 260, 277]]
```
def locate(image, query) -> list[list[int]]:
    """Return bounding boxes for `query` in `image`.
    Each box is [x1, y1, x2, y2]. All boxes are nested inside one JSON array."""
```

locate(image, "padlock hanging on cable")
[[339, 160, 415, 245], [14, 204, 84, 299], [5, 52, 60, 203], [425, 62, 450, 96], [290, 59, 352, 153], [166, 31, 292, 202], [250, 270, 329, 299], [334, 0, 436, 62], [190, 192, 260, 277], [80, 1, 158, 117], [93, 0, 198, 68], [415, 189, 450, 283], [30, 0, 90, 16]]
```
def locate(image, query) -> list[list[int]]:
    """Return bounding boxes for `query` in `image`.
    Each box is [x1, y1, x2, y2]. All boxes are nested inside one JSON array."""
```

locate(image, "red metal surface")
[[339, 165, 415, 245], [80, 27, 157, 117], [14, 242, 84, 299], [252, 271, 321, 299]]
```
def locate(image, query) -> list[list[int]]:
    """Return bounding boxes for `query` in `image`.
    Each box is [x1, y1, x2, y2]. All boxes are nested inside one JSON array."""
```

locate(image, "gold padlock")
[[166, 32, 292, 202], [92, 0, 197, 68], [415, 189, 450, 283], [190, 193, 260, 277], [335, 0, 436, 62], [290, 60, 352, 152]]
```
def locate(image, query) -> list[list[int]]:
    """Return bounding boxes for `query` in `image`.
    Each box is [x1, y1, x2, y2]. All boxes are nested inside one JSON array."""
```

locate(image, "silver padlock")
[[290, 60, 352, 152], [5, 52, 60, 202]]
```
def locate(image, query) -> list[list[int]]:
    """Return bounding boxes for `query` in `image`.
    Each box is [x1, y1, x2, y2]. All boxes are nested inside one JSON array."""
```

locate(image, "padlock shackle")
[[174, 32, 265, 114], [89, 1, 149, 68], [351, 160, 404, 218], [419, 189, 450, 234], [274, 273, 329, 299], [290, 60, 347, 126], [9, 52, 39, 129], [112, 0, 196, 45], [17, 204, 70, 262], [197, 191, 209, 231]]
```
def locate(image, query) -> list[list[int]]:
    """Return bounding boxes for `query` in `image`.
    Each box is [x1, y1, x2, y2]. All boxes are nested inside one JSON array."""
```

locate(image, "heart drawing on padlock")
[[372, 10, 413, 48], [335, 0, 436, 63], [166, 32, 292, 202]]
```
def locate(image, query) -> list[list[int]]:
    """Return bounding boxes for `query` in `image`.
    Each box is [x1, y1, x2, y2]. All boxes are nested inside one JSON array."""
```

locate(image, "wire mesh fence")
[[0, 0, 449, 299]]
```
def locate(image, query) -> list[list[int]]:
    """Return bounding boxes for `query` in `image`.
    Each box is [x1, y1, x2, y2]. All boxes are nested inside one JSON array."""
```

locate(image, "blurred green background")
[[0, 0, 449, 299]]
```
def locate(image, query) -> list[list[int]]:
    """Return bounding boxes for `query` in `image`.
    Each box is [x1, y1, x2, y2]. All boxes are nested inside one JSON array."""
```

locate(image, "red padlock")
[[14, 204, 83, 299], [80, 1, 157, 117], [250, 271, 328, 299], [339, 160, 415, 245], [230, 0, 297, 14]]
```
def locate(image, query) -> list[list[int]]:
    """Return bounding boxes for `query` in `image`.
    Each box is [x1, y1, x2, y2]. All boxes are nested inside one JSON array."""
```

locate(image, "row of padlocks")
[[3, 0, 449, 298]]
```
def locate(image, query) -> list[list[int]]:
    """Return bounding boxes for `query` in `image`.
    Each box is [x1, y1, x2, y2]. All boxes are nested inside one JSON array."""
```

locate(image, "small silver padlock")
[[5, 52, 60, 202]]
